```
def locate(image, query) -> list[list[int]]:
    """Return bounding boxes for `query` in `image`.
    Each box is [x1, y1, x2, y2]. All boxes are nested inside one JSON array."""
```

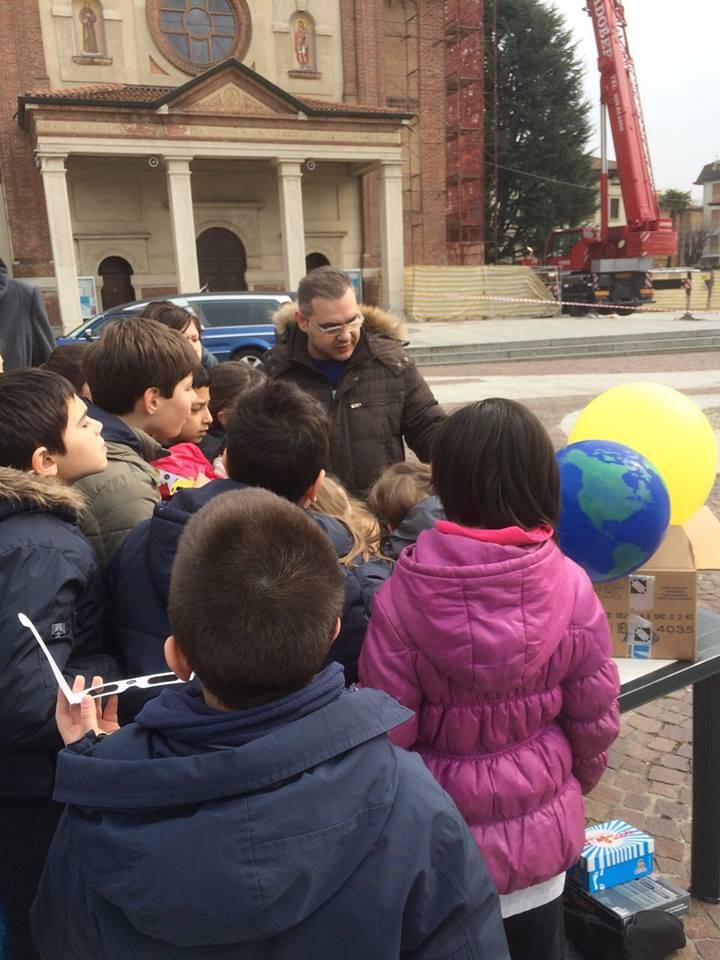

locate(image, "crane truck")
[[534, 1, 678, 312]]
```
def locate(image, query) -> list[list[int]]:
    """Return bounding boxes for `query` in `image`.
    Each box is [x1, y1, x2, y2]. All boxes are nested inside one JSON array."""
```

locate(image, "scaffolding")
[[444, 0, 485, 263]]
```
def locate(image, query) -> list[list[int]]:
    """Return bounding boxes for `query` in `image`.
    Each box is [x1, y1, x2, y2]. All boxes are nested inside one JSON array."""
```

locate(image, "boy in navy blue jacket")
[[107, 380, 390, 700], [33, 488, 508, 960], [0, 370, 118, 959]]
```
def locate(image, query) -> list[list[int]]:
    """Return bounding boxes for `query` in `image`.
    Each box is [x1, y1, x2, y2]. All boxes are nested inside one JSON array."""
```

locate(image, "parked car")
[[57, 292, 293, 365]]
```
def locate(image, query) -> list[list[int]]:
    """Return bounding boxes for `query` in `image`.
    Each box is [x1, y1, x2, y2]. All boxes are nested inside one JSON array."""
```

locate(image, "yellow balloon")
[[568, 383, 718, 525]]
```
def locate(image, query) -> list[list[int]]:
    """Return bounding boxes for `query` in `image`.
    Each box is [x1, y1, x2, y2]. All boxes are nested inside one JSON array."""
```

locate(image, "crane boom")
[[587, 0, 660, 230]]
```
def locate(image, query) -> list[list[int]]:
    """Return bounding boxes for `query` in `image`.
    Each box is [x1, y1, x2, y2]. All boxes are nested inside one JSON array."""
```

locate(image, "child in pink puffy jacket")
[[359, 398, 620, 960]]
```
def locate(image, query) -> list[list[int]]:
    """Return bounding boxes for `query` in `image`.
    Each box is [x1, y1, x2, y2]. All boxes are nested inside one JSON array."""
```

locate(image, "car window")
[[190, 299, 280, 327]]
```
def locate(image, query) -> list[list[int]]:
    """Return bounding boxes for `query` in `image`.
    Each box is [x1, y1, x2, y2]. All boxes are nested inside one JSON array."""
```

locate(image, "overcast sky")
[[548, 0, 719, 200]]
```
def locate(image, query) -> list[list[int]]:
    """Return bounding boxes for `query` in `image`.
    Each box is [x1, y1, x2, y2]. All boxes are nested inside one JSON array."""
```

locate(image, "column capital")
[[36, 153, 69, 174], [272, 158, 304, 177], [377, 160, 404, 178], [164, 156, 193, 174]]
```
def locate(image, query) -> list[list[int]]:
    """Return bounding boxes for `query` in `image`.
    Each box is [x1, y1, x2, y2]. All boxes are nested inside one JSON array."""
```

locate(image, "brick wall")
[[354, 0, 449, 283], [0, 2, 54, 282]]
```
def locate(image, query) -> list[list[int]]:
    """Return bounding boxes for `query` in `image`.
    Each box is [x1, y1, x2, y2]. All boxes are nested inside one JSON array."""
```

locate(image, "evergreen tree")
[[484, 0, 597, 262]]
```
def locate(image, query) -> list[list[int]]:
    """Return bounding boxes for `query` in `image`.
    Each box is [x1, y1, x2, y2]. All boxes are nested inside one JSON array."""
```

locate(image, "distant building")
[[589, 157, 625, 229], [0, 1, 448, 329], [694, 161, 720, 268]]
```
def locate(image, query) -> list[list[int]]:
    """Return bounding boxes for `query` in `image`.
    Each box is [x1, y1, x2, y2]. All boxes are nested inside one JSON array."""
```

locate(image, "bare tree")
[[678, 226, 712, 267]]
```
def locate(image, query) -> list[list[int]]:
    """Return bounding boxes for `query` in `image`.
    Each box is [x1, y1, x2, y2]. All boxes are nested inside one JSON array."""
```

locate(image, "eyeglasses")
[[310, 315, 364, 336], [18, 612, 191, 703]]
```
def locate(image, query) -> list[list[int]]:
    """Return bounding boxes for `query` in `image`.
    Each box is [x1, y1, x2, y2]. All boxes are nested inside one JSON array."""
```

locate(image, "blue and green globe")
[[556, 439, 671, 583]]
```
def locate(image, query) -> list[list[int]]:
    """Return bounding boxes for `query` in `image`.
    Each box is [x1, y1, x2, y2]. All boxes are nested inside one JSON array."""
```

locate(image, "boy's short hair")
[[83, 317, 198, 415], [207, 361, 265, 426], [193, 364, 210, 391], [225, 380, 329, 503], [42, 343, 90, 395], [169, 488, 344, 709], [368, 461, 434, 532], [0, 369, 74, 470]]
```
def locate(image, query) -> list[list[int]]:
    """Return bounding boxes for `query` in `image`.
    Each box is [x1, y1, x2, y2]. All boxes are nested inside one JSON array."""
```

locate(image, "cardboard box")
[[565, 874, 689, 930], [568, 820, 654, 892], [595, 527, 697, 660]]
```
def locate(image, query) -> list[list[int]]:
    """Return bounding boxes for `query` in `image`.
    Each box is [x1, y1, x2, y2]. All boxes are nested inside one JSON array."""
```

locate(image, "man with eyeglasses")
[[262, 266, 445, 496]]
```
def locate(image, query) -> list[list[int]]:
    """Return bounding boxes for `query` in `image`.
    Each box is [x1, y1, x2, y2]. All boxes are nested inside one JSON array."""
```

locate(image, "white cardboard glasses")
[[18, 612, 190, 704]]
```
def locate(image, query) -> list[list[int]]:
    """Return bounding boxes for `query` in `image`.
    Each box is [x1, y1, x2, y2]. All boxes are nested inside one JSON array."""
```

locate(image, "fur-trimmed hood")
[[0, 467, 85, 520], [272, 301, 406, 342]]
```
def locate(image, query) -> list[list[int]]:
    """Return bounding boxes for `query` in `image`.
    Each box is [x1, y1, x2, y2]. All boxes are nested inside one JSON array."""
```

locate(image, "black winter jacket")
[[262, 305, 445, 495], [0, 469, 118, 797]]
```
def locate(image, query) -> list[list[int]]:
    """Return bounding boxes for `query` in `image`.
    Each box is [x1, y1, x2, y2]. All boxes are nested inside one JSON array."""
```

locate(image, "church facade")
[[0, 1, 447, 329]]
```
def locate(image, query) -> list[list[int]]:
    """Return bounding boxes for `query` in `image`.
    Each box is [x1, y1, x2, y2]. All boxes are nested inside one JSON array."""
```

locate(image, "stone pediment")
[[166, 61, 301, 119], [179, 81, 284, 118]]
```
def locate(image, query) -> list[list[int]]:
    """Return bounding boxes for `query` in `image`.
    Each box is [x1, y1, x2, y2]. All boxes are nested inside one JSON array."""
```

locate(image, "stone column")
[[165, 157, 200, 293], [379, 161, 405, 314], [38, 154, 82, 332], [273, 159, 306, 291]]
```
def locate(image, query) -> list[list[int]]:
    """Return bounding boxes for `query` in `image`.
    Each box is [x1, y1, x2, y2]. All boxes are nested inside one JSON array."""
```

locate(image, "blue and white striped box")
[[568, 820, 654, 892]]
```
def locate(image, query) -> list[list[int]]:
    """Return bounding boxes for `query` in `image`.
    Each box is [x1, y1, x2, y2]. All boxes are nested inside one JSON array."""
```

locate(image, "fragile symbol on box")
[[629, 575, 655, 612]]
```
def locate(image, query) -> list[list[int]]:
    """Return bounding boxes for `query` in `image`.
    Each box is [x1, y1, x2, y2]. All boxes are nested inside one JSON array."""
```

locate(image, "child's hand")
[[56, 675, 120, 745], [194, 471, 212, 488]]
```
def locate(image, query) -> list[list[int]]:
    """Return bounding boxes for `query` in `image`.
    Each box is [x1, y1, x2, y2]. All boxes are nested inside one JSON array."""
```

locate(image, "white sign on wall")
[[78, 276, 98, 319]]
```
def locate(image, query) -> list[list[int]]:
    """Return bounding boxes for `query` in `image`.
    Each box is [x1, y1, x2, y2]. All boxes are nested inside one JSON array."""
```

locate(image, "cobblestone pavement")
[[422, 350, 720, 959]]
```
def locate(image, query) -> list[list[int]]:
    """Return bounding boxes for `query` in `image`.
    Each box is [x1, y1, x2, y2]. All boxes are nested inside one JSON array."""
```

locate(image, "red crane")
[[540, 1, 678, 311]]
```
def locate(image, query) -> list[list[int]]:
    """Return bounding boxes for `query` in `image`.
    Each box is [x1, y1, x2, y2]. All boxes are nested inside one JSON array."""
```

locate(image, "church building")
[[0, 1, 447, 329]]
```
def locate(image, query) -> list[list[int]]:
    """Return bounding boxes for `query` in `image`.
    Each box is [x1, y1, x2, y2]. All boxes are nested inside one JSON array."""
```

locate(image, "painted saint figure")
[[293, 18, 311, 67], [79, 3, 99, 54]]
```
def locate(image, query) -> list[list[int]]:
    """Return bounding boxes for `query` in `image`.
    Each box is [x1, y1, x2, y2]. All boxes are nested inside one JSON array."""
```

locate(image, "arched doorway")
[[306, 251, 331, 272], [197, 227, 247, 291], [99, 256, 135, 309]]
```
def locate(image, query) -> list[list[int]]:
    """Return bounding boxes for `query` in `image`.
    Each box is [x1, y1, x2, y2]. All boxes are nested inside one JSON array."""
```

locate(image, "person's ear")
[[217, 408, 229, 428], [164, 635, 194, 680], [140, 386, 160, 417], [300, 468, 325, 507], [295, 310, 310, 332], [30, 446, 59, 478]]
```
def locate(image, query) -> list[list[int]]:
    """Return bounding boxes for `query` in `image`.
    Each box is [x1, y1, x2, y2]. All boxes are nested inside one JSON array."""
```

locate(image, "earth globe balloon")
[[556, 439, 671, 583]]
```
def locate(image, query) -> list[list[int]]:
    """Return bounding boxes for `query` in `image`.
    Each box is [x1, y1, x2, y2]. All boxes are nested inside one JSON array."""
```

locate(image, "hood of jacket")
[[0, 467, 83, 523], [386, 495, 445, 560], [387, 526, 578, 690], [272, 301, 406, 342], [52, 681, 412, 946], [86, 402, 166, 462]]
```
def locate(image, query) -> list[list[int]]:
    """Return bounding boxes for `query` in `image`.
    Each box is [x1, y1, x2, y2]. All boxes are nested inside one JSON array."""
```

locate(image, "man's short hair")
[[297, 266, 352, 317], [83, 317, 198, 415], [0, 369, 74, 470], [169, 488, 345, 709], [225, 380, 329, 503]]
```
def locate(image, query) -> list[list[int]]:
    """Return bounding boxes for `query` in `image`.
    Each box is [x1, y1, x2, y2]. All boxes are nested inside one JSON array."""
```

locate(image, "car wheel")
[[231, 348, 266, 367]]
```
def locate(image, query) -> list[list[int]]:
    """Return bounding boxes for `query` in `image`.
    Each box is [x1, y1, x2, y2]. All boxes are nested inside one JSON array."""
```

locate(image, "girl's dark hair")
[[208, 361, 265, 425], [42, 342, 90, 394], [137, 300, 202, 338], [431, 398, 560, 529]]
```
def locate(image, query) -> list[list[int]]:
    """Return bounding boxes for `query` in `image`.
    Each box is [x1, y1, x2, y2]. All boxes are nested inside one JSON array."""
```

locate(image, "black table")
[[617, 608, 720, 902]]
